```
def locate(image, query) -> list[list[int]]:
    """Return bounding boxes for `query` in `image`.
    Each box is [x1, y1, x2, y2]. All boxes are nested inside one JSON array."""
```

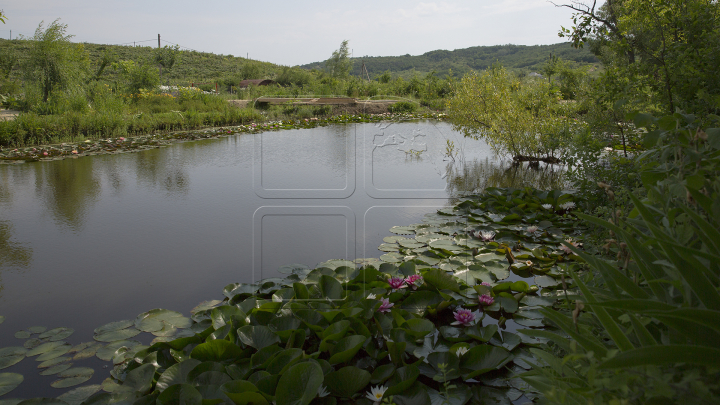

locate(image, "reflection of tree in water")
[[135, 149, 190, 196], [33, 158, 100, 231], [0, 220, 32, 272], [445, 158, 570, 200]]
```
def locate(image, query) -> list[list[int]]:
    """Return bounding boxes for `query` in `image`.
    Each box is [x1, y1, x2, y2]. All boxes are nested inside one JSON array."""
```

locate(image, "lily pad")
[[38, 327, 74, 342], [96, 340, 141, 361], [27, 326, 46, 334], [534, 275, 560, 288], [39, 363, 73, 376], [93, 320, 133, 335], [0, 347, 26, 370], [14, 331, 31, 339], [38, 356, 71, 368], [94, 328, 141, 342], [389, 226, 415, 235], [50, 375, 92, 388], [27, 341, 64, 357], [23, 338, 42, 349], [58, 367, 94, 378], [56, 384, 101, 405], [36, 344, 72, 362], [380, 252, 404, 263], [191, 300, 224, 314], [73, 344, 101, 360], [0, 373, 23, 396]]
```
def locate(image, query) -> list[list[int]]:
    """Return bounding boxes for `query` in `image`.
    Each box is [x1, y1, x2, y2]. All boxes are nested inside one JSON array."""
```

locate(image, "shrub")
[[388, 101, 417, 113]]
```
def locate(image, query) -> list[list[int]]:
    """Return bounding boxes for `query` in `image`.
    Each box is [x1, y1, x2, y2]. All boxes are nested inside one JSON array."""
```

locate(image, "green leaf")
[[93, 320, 134, 335], [599, 345, 720, 368], [422, 269, 461, 293], [329, 335, 366, 365], [157, 384, 203, 405], [155, 359, 202, 392], [275, 362, 324, 405], [324, 366, 371, 397], [93, 328, 141, 342], [50, 375, 92, 388], [319, 275, 343, 300], [460, 345, 511, 378], [0, 373, 23, 396], [56, 384, 101, 405], [190, 339, 244, 362], [122, 363, 157, 393], [370, 363, 396, 384], [237, 325, 281, 350], [385, 364, 419, 396]]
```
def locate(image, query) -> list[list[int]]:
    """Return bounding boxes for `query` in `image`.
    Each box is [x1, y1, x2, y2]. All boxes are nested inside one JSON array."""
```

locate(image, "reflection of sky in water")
[[0, 121, 567, 398]]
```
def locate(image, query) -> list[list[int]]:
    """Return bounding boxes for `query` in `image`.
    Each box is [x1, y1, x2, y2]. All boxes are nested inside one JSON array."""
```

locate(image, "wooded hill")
[[301, 43, 600, 78]]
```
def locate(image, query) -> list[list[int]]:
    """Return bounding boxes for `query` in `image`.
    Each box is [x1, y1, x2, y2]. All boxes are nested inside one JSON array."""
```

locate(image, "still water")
[[0, 120, 567, 397]]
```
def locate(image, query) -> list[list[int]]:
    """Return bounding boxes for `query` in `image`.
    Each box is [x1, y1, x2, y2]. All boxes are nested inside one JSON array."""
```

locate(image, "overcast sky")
[[1, 0, 577, 66]]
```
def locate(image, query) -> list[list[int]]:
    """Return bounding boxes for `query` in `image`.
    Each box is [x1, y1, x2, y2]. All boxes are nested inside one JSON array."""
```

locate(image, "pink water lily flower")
[[479, 294, 495, 306], [405, 274, 423, 290], [480, 282, 492, 287], [452, 308, 475, 326], [387, 277, 406, 290], [378, 298, 394, 313]]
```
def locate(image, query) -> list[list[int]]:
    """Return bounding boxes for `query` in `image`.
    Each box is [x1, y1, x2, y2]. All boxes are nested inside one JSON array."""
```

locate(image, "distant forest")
[[301, 43, 600, 79]]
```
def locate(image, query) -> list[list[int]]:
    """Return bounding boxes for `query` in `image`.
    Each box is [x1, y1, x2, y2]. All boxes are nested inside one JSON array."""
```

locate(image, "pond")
[[0, 120, 568, 398]]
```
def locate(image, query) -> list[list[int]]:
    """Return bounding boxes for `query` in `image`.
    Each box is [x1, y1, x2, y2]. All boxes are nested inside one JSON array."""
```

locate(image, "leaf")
[[190, 339, 244, 362], [56, 384, 101, 405], [599, 345, 720, 368], [95, 340, 141, 361], [156, 383, 203, 405], [39, 363, 72, 375], [50, 375, 92, 388], [237, 325, 281, 350], [93, 328, 141, 342], [0, 373, 23, 396], [275, 362, 324, 405], [93, 320, 134, 335], [329, 335, 367, 365], [324, 366, 371, 397], [319, 275, 343, 300], [38, 327, 74, 341], [460, 345, 511, 378], [422, 269, 461, 292], [122, 363, 157, 393], [156, 358, 202, 392]]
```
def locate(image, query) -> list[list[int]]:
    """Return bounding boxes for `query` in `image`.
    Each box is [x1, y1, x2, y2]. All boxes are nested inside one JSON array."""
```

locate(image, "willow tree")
[[446, 66, 573, 161]]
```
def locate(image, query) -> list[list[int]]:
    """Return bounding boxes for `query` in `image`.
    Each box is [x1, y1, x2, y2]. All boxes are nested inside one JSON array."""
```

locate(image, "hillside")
[[301, 43, 600, 78]]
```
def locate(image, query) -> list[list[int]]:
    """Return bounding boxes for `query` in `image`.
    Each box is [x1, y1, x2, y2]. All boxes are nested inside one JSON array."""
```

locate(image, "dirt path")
[[0, 109, 20, 121]]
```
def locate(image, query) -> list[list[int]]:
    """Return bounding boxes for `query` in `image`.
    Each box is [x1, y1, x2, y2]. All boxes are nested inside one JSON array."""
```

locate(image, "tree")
[[446, 66, 573, 161], [325, 40, 353, 79], [0, 9, 7, 24], [23, 19, 90, 102], [114, 60, 160, 94], [153, 45, 181, 84]]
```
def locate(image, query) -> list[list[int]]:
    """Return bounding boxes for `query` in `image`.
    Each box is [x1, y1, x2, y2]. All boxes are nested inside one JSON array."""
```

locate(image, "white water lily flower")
[[366, 385, 388, 403], [559, 201, 576, 210], [542, 204, 553, 210], [455, 347, 469, 356], [526, 225, 538, 233], [317, 385, 329, 398], [366, 293, 377, 299]]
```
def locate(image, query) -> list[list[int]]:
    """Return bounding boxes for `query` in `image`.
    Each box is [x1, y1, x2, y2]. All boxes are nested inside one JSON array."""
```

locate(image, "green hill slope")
[[301, 43, 599, 78]]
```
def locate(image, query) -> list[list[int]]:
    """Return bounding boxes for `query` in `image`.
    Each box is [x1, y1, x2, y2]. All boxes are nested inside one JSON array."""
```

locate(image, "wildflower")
[[473, 230, 495, 242], [455, 347, 469, 356], [317, 385, 329, 398], [451, 307, 475, 326], [366, 293, 377, 299], [387, 277, 406, 290], [378, 298, 394, 313], [526, 225, 538, 234], [541, 204, 553, 210], [365, 385, 388, 404], [479, 294, 494, 306], [525, 260, 533, 267], [405, 274, 423, 290], [559, 202, 576, 210]]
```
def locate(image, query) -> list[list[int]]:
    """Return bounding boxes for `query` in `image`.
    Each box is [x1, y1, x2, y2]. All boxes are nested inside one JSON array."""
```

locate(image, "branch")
[[549, 0, 623, 37]]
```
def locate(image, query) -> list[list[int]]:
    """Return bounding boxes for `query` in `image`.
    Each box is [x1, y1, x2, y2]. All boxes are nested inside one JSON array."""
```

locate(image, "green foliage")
[[387, 101, 417, 114], [447, 66, 578, 159], [520, 112, 720, 403], [22, 19, 90, 103], [325, 40, 353, 79], [114, 59, 160, 95], [153, 44, 181, 83]]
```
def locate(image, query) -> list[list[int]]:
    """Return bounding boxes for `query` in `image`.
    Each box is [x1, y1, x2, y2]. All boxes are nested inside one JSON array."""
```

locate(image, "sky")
[[0, 0, 578, 66]]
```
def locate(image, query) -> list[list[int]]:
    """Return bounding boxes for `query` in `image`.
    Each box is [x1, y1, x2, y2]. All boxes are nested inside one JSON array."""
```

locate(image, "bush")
[[388, 101, 418, 113]]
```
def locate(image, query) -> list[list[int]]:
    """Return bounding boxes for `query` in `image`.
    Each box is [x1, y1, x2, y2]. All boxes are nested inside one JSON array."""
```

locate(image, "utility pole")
[[158, 34, 161, 48]]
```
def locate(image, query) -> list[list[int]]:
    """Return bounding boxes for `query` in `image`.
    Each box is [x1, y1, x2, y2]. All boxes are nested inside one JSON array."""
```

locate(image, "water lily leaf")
[[56, 384, 101, 405], [155, 358, 202, 392], [73, 344, 101, 360], [93, 328, 141, 342], [95, 340, 140, 361], [36, 344, 71, 362], [498, 296, 518, 313], [534, 275, 559, 288], [50, 375, 92, 388], [156, 384, 202, 405], [38, 327, 74, 341], [0, 372, 23, 396], [24, 338, 42, 349], [389, 226, 415, 235], [14, 330, 31, 339], [151, 322, 178, 337], [485, 261, 510, 280], [380, 252, 404, 263], [39, 363, 73, 375], [26, 326, 46, 334], [316, 260, 355, 270], [278, 263, 310, 274], [399, 291, 442, 315], [191, 300, 224, 314], [58, 367, 94, 378], [26, 342, 63, 357], [520, 296, 554, 306], [191, 339, 244, 362], [329, 335, 367, 365], [38, 356, 70, 368], [422, 269, 461, 293], [324, 366, 371, 398], [513, 318, 545, 328], [378, 243, 400, 252], [460, 345, 511, 378], [93, 320, 133, 335], [275, 362, 323, 405], [122, 363, 156, 393]]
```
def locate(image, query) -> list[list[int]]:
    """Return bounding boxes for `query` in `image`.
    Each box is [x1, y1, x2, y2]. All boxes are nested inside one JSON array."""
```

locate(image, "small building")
[[237, 79, 276, 88]]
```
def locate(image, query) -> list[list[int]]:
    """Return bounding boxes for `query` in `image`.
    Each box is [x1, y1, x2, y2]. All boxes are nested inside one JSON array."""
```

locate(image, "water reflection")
[[135, 149, 190, 197], [0, 221, 32, 269], [32, 157, 100, 231], [445, 158, 570, 200]]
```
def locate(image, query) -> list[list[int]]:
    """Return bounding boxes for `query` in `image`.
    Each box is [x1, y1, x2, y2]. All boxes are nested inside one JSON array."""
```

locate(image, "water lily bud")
[[529, 285, 539, 293]]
